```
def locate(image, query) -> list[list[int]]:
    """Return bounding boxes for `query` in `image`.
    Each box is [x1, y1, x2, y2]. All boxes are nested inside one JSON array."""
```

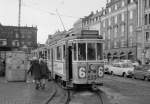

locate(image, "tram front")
[[71, 39, 104, 87]]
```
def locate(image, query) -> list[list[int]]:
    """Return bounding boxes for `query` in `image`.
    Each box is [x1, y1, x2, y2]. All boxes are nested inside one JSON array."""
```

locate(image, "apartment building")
[[101, 0, 138, 61], [136, 0, 150, 63], [0, 24, 37, 52]]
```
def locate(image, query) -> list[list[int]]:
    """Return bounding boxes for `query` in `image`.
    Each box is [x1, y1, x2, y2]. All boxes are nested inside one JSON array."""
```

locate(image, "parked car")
[[133, 65, 150, 81], [109, 62, 134, 77]]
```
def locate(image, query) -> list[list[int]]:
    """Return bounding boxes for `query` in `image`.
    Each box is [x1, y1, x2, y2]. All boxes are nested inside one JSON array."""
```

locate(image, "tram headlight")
[[98, 66, 104, 77], [78, 67, 86, 78]]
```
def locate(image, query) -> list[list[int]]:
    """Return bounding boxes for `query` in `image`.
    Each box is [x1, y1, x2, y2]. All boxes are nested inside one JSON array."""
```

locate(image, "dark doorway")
[[68, 46, 73, 80]]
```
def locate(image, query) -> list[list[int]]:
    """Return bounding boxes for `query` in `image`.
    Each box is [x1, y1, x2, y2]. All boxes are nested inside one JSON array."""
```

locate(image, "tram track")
[[43, 81, 72, 104], [94, 90, 104, 104]]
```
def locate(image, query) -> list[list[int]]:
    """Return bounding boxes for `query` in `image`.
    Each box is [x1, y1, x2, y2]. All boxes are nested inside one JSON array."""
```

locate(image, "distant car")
[[133, 65, 150, 81], [109, 62, 134, 77]]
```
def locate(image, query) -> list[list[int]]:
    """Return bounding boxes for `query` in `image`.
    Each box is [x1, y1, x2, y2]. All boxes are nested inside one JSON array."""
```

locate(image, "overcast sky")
[[0, 0, 106, 44]]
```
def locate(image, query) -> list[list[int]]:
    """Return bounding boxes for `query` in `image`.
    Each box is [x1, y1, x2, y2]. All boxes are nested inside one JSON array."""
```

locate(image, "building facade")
[[80, 0, 138, 61], [101, 0, 138, 61], [136, 0, 150, 64], [0, 24, 37, 52]]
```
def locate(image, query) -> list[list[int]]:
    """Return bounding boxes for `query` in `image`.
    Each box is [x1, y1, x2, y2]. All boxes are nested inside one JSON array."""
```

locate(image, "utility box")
[[5, 51, 27, 82]]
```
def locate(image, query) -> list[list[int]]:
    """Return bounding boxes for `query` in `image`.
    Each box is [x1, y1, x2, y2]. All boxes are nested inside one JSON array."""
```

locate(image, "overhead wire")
[[22, 3, 80, 19]]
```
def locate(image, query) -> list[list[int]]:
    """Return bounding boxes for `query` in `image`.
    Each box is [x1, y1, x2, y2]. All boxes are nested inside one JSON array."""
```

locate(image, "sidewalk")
[[0, 77, 53, 104]]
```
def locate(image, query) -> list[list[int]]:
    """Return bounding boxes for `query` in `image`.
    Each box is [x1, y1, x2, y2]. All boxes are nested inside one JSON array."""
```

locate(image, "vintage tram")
[[31, 30, 104, 89]]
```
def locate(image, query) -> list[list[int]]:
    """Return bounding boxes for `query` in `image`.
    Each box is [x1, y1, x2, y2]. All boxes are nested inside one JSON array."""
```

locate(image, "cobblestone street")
[[0, 77, 53, 104], [101, 75, 150, 104]]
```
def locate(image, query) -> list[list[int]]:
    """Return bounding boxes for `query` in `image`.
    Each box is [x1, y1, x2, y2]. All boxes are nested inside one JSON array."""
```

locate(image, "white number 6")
[[79, 67, 86, 78]]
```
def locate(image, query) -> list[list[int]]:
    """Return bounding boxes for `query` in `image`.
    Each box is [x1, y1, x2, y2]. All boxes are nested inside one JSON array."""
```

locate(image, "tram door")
[[0, 51, 6, 76], [68, 46, 73, 80]]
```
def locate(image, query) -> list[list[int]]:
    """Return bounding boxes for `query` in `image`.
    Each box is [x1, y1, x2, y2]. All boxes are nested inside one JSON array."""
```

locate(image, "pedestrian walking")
[[39, 58, 49, 89], [27, 57, 41, 90]]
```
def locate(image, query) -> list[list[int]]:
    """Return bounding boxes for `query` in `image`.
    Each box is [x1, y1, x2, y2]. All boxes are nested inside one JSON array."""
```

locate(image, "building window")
[[12, 40, 19, 47], [121, 13, 125, 21], [103, 32, 106, 40], [115, 16, 118, 24], [28, 35, 31, 39], [145, 14, 148, 25], [103, 44, 105, 50], [108, 0, 111, 3], [122, 0, 125, 7], [108, 29, 111, 39], [21, 42, 25, 45], [16, 33, 19, 38], [22, 34, 25, 38], [114, 28, 117, 38], [115, 4, 117, 10], [149, 13, 150, 24], [145, 0, 147, 8], [121, 25, 125, 36], [121, 39, 125, 47], [114, 41, 117, 48], [17, 41, 20, 46], [28, 42, 31, 45], [0, 39, 7, 46], [108, 41, 111, 49], [129, 38, 133, 47], [108, 18, 111, 26], [128, 0, 131, 4], [103, 20, 105, 27], [146, 32, 150, 41], [129, 25, 133, 36], [108, 7, 111, 13], [129, 10, 133, 19]]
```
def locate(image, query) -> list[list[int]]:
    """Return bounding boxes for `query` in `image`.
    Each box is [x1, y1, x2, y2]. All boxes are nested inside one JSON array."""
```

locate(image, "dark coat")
[[28, 60, 41, 80], [40, 61, 49, 79]]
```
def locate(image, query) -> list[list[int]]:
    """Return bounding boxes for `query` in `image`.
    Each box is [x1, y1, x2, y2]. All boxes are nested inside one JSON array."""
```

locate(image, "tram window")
[[73, 43, 77, 60], [48, 49, 51, 60], [63, 45, 66, 59], [56, 46, 62, 60], [97, 43, 103, 60], [39, 51, 42, 58], [44, 51, 47, 60], [87, 43, 96, 60], [78, 43, 86, 61]]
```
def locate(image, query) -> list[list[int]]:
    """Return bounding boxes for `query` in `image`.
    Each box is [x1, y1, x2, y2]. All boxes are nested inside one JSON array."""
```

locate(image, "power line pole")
[[18, 0, 21, 50]]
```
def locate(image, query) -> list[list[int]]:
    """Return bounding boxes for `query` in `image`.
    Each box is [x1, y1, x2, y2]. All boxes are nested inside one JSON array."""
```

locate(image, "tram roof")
[[47, 30, 103, 45]]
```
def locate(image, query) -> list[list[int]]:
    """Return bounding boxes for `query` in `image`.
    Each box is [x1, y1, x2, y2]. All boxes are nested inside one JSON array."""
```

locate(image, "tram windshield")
[[78, 43, 86, 60], [74, 42, 103, 61]]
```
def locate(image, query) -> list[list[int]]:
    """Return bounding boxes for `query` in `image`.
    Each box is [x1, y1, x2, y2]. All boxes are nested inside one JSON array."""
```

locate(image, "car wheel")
[[122, 72, 127, 77], [110, 71, 113, 75], [133, 75, 136, 79], [144, 76, 148, 81]]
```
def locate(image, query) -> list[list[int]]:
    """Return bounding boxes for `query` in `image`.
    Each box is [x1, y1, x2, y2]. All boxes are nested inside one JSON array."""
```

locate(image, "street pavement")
[[101, 75, 150, 104], [0, 77, 53, 104]]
